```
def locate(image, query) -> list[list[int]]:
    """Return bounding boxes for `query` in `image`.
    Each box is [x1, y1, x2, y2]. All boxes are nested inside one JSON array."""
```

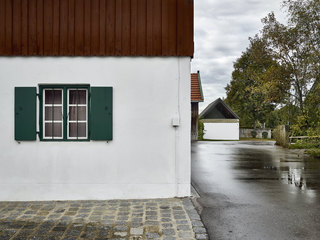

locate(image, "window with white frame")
[[40, 85, 89, 141], [14, 85, 113, 141]]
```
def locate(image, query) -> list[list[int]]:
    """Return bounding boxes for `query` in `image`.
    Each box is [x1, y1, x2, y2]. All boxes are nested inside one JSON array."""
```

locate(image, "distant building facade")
[[200, 98, 240, 140]]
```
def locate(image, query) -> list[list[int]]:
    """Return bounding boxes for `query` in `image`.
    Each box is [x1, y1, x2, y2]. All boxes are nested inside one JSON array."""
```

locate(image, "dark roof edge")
[[199, 98, 240, 119], [197, 70, 204, 102]]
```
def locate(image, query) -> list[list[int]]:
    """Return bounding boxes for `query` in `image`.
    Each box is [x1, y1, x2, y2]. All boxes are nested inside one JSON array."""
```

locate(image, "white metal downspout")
[[174, 57, 181, 197]]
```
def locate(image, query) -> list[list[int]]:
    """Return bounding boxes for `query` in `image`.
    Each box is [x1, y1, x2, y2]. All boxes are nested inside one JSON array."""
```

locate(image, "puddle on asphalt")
[[231, 146, 320, 191]]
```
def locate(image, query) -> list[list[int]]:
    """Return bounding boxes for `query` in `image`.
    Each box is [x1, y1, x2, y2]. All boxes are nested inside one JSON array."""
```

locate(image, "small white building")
[[200, 98, 240, 140], [0, 0, 194, 201]]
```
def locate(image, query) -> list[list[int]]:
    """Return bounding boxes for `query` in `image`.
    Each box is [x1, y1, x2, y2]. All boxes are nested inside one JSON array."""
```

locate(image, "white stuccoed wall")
[[204, 122, 239, 140], [0, 57, 191, 201]]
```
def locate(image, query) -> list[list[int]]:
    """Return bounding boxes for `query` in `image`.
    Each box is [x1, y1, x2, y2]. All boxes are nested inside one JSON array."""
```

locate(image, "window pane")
[[53, 123, 62, 137], [69, 123, 87, 138], [69, 90, 77, 104], [45, 106, 62, 121], [78, 90, 87, 104], [69, 106, 86, 121], [69, 89, 86, 104], [45, 90, 53, 104], [53, 90, 62, 104], [69, 106, 77, 121], [45, 123, 62, 138], [78, 106, 86, 120], [78, 123, 86, 137], [45, 89, 62, 104], [69, 123, 77, 137]]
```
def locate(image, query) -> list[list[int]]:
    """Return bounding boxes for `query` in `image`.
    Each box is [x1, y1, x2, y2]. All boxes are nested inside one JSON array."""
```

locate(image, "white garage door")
[[204, 122, 239, 140]]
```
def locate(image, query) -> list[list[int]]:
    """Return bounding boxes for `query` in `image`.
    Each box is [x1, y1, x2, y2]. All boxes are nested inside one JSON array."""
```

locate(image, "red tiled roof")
[[191, 72, 204, 102]]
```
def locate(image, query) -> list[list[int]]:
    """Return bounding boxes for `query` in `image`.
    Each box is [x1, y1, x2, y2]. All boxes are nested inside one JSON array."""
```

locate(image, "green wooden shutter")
[[15, 87, 37, 140], [90, 87, 113, 140]]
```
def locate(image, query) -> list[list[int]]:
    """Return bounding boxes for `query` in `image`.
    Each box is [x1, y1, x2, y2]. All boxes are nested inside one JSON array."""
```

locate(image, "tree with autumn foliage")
[[225, 37, 290, 128]]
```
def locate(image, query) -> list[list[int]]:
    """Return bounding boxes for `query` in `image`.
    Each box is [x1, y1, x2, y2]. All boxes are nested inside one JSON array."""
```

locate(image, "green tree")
[[225, 37, 289, 128], [285, 0, 320, 75], [284, 0, 320, 135]]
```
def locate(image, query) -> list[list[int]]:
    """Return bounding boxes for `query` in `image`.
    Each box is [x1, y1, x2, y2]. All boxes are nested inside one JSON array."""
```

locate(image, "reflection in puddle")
[[281, 168, 306, 190], [232, 146, 320, 193]]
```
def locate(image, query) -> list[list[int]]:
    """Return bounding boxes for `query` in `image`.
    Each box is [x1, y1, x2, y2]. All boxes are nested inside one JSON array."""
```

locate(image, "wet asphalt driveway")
[[191, 141, 320, 240]]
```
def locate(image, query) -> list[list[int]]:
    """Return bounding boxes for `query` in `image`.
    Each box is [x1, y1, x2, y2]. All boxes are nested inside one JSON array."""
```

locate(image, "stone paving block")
[[146, 232, 160, 238], [145, 221, 159, 226], [175, 220, 188, 225], [46, 231, 64, 238], [80, 231, 96, 238], [130, 227, 144, 235], [114, 231, 127, 237], [29, 236, 47, 240], [196, 233, 209, 239], [162, 223, 173, 228], [161, 217, 171, 222], [146, 211, 157, 216], [131, 222, 143, 228], [189, 213, 201, 220], [174, 215, 187, 220], [132, 213, 143, 217], [177, 225, 191, 231], [172, 206, 183, 210], [163, 237, 177, 240], [115, 220, 128, 225], [101, 220, 114, 225], [114, 225, 128, 231], [178, 231, 194, 238], [191, 220, 204, 227], [193, 226, 207, 234], [146, 215, 158, 220], [162, 228, 175, 236], [52, 226, 67, 232]]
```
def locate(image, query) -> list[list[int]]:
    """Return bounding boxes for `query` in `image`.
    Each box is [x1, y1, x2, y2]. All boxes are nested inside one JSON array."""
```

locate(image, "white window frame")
[[67, 88, 88, 140], [43, 88, 64, 140]]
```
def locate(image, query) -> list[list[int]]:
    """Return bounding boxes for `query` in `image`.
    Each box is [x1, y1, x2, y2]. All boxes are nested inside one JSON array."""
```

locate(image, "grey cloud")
[[192, 0, 286, 103]]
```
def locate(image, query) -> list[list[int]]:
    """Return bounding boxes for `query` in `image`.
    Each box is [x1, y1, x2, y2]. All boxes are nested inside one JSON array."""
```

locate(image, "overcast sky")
[[191, 0, 287, 111]]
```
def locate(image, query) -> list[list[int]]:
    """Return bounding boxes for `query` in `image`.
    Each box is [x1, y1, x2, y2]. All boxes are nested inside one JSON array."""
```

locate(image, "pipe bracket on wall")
[[172, 117, 180, 127]]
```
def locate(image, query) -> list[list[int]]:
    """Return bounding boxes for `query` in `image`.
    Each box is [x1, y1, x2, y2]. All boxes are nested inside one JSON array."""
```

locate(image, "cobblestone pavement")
[[0, 198, 208, 240]]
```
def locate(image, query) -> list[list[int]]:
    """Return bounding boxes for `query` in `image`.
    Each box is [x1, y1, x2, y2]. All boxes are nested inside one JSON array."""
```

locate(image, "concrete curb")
[[182, 198, 209, 240]]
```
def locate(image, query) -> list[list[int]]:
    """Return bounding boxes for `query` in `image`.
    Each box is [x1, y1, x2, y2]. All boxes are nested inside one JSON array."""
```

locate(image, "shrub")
[[289, 138, 320, 149], [273, 125, 289, 147], [262, 131, 268, 139], [290, 115, 308, 136], [251, 130, 257, 138], [306, 149, 320, 158], [306, 127, 320, 137]]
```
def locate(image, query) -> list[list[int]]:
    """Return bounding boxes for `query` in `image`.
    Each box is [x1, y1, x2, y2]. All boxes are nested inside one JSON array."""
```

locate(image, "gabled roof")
[[200, 98, 240, 119], [191, 71, 204, 102], [0, 0, 194, 57]]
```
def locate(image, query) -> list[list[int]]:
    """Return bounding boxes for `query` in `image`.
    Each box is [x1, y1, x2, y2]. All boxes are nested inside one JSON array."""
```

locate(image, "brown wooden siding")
[[0, 0, 194, 56]]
